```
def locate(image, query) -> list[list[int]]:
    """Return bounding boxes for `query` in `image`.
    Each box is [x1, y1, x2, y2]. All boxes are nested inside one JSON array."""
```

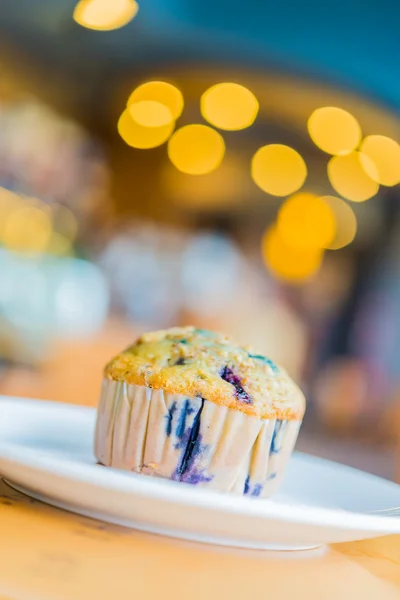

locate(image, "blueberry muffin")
[[95, 326, 305, 497]]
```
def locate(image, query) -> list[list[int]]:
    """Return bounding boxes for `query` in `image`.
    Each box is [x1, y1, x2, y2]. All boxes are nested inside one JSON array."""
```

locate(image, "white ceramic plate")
[[0, 396, 400, 550]]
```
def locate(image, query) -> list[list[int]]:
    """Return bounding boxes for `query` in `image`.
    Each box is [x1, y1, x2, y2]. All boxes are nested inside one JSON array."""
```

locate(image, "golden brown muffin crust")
[[104, 326, 305, 420]]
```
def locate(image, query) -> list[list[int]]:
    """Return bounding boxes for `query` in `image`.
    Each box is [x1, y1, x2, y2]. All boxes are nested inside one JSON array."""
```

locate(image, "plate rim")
[[0, 396, 400, 537]]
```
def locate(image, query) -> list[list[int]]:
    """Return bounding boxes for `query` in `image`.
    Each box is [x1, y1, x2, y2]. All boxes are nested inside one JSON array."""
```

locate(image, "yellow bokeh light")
[[320, 196, 357, 250], [3, 205, 52, 253], [118, 109, 174, 149], [200, 82, 259, 131], [128, 100, 173, 128], [168, 124, 225, 175], [308, 107, 361, 156], [262, 225, 323, 283], [46, 233, 73, 256], [73, 0, 138, 31], [0, 188, 21, 236], [128, 81, 184, 121], [251, 145, 307, 196], [277, 193, 336, 249], [50, 204, 78, 241], [360, 135, 400, 186], [328, 151, 379, 202]]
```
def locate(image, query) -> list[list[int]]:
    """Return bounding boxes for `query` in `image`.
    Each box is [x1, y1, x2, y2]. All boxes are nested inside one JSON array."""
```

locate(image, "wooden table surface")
[[0, 479, 400, 600], [0, 323, 400, 599]]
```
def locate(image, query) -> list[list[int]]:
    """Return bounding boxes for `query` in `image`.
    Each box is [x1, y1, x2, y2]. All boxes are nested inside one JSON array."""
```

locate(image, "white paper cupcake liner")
[[95, 379, 301, 497]]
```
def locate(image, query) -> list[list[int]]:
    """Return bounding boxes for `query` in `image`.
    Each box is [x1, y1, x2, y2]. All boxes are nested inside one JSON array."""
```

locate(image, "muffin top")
[[104, 326, 305, 420]]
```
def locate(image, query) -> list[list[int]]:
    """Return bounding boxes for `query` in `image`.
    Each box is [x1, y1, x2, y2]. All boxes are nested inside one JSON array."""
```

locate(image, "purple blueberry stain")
[[175, 398, 203, 473], [175, 399, 195, 439], [179, 453, 213, 485], [173, 397, 213, 484], [271, 420, 286, 454], [248, 353, 279, 373], [165, 402, 177, 437], [243, 476, 263, 497], [251, 484, 263, 497], [220, 366, 253, 404], [174, 356, 186, 366]]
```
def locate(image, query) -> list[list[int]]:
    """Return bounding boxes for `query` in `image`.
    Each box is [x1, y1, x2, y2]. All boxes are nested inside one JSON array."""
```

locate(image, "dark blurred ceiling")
[[1, 0, 400, 117]]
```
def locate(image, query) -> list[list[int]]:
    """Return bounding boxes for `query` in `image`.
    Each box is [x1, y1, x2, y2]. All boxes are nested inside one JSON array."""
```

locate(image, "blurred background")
[[1, 0, 400, 479]]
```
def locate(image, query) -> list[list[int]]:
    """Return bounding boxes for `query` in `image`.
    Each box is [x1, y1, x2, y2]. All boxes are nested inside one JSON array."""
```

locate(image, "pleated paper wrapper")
[[95, 379, 301, 497]]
